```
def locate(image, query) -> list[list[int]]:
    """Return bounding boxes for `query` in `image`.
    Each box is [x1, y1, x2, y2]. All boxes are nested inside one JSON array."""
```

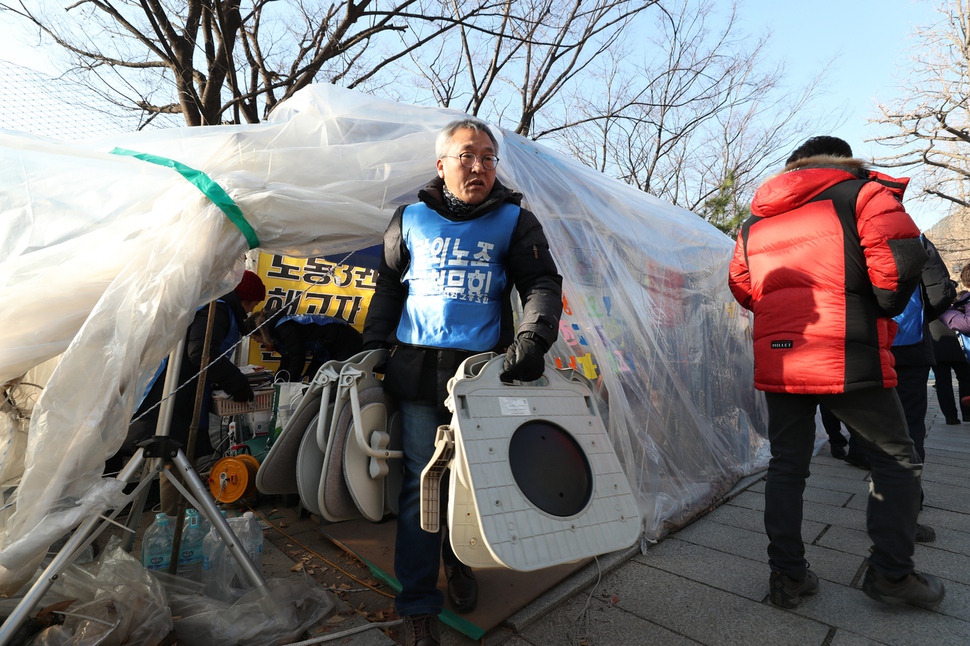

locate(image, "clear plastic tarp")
[[0, 84, 769, 596]]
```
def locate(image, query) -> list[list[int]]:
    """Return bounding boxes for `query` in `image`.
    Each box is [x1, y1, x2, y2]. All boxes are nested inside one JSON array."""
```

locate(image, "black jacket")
[[363, 177, 563, 408], [124, 291, 250, 456], [891, 236, 956, 367], [273, 318, 363, 382], [930, 318, 967, 365]]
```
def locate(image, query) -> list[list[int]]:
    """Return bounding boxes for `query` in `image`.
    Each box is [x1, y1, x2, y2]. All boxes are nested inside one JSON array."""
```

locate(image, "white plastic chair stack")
[[255, 349, 402, 522], [420, 353, 641, 572]]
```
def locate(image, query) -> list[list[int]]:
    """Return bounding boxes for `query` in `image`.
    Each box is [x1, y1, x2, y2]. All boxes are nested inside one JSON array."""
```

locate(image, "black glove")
[[500, 332, 549, 383], [230, 383, 255, 402], [362, 339, 389, 351]]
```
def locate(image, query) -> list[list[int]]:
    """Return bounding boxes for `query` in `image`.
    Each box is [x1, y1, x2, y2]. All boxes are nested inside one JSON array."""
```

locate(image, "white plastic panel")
[[446, 354, 641, 571]]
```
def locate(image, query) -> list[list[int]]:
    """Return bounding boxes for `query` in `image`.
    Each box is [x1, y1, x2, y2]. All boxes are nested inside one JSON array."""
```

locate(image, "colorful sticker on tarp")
[[552, 293, 636, 382], [247, 247, 380, 369]]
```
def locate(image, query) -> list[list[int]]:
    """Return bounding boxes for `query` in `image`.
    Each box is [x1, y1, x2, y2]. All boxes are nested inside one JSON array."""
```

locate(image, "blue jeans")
[[764, 388, 922, 580], [394, 401, 461, 616]]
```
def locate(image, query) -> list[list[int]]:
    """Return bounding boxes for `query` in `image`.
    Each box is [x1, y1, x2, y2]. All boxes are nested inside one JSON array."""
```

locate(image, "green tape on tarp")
[[111, 147, 259, 249]]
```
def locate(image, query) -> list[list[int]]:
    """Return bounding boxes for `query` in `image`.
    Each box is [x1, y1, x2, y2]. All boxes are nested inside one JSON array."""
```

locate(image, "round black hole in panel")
[[508, 420, 592, 517]]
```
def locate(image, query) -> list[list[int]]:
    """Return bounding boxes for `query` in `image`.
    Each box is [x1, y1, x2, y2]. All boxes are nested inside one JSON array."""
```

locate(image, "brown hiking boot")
[[403, 613, 440, 646], [768, 570, 819, 608], [862, 566, 945, 609]]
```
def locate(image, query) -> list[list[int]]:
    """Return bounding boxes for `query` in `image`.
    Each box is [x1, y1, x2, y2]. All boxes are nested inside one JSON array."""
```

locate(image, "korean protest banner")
[[247, 247, 380, 370]]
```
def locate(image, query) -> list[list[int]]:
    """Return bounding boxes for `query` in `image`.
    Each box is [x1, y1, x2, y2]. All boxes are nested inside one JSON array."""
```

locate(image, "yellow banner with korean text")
[[247, 248, 380, 370]]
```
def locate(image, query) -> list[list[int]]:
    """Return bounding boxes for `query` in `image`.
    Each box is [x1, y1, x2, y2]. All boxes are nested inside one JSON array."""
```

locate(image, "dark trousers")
[[934, 361, 970, 422], [394, 401, 461, 616], [818, 404, 862, 454], [894, 365, 930, 462], [764, 388, 921, 580]]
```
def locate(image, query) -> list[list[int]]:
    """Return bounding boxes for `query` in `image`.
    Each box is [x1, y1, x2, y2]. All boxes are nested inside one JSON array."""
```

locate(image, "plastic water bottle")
[[201, 512, 265, 602], [177, 508, 205, 582], [202, 525, 229, 600], [141, 512, 174, 572], [238, 511, 264, 574]]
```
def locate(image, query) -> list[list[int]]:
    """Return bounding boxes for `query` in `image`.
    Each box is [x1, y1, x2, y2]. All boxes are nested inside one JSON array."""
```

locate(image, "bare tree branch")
[[870, 0, 970, 212]]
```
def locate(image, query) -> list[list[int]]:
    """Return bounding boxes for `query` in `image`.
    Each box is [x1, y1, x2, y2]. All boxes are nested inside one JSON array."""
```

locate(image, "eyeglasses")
[[442, 152, 499, 171]]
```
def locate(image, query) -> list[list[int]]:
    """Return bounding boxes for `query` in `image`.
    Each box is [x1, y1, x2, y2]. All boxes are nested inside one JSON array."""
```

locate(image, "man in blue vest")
[[363, 118, 563, 646], [890, 235, 955, 542]]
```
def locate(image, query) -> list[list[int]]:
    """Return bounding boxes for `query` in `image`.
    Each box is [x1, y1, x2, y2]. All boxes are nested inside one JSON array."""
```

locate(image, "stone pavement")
[[265, 382, 968, 645], [98, 380, 969, 645]]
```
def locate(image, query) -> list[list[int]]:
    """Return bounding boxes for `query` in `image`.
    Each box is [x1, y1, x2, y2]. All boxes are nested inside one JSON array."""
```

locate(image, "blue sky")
[[739, 0, 943, 228]]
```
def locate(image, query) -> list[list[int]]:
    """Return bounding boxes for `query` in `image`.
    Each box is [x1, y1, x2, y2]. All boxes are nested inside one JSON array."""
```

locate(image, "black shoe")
[[445, 563, 478, 614], [830, 444, 847, 460], [915, 523, 937, 543], [403, 614, 440, 646], [844, 451, 871, 470], [945, 418, 960, 425], [768, 570, 818, 609], [862, 566, 945, 608]]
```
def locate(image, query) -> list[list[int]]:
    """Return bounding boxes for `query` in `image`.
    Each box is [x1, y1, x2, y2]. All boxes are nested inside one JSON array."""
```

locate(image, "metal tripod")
[[0, 314, 268, 645], [0, 436, 268, 646]]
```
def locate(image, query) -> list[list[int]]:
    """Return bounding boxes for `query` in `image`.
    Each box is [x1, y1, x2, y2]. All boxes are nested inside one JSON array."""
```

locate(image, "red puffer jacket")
[[729, 157, 927, 394]]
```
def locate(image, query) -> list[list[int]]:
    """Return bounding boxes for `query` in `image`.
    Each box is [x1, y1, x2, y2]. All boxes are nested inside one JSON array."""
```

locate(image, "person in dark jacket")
[[890, 235, 955, 462], [938, 264, 970, 415], [252, 305, 363, 382], [729, 136, 944, 610], [116, 270, 266, 514], [929, 318, 970, 424], [888, 235, 955, 543], [363, 117, 562, 645]]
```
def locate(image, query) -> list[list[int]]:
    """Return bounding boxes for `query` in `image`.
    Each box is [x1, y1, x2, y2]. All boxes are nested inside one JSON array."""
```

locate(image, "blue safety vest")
[[892, 286, 924, 346], [396, 201, 519, 350], [892, 235, 926, 347]]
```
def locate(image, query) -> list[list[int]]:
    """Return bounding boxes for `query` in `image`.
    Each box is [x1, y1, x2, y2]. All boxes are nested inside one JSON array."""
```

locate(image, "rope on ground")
[[245, 504, 395, 599], [567, 555, 602, 646]]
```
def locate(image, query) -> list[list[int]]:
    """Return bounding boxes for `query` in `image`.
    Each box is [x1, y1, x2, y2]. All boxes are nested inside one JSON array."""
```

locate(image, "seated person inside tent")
[[109, 270, 267, 514], [251, 304, 363, 382]]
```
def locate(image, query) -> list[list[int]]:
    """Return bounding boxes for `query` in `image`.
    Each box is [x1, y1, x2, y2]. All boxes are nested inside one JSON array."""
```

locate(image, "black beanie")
[[786, 136, 853, 165]]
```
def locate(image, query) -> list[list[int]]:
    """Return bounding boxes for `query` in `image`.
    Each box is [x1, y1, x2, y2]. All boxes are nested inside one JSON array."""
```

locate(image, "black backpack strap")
[[738, 214, 762, 266]]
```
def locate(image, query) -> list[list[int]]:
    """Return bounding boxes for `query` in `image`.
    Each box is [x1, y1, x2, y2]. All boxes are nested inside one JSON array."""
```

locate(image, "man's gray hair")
[[435, 118, 499, 158]]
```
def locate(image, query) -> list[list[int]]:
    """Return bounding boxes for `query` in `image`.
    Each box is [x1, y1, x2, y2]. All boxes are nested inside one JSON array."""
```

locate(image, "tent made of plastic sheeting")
[[0, 84, 769, 596]]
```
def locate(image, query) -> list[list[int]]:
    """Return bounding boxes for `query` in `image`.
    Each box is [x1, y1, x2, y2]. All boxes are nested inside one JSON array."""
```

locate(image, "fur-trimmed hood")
[[782, 154, 869, 175], [752, 156, 909, 218]]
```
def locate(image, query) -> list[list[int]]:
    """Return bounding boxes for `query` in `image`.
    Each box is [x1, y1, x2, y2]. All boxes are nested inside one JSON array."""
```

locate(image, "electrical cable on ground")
[[286, 619, 404, 645], [567, 555, 603, 646], [245, 504, 395, 599]]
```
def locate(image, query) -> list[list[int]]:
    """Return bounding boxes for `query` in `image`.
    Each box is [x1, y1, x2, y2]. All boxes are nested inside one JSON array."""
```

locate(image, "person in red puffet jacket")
[[729, 136, 944, 610]]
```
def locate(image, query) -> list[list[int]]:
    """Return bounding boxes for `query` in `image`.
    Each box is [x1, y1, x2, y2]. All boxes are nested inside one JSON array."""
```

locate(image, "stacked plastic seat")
[[256, 350, 403, 522]]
